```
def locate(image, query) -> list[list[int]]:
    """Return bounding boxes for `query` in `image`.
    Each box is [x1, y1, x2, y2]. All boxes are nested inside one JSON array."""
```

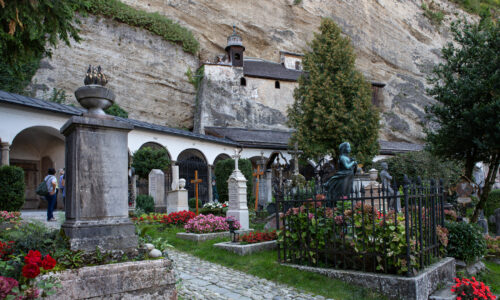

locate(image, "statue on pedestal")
[[324, 142, 357, 202]]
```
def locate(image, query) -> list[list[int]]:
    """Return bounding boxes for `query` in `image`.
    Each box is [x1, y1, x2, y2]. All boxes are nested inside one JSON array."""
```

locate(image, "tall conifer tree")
[[288, 18, 379, 164]]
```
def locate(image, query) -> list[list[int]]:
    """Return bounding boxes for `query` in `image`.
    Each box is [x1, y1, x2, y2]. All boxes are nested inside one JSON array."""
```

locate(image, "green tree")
[[287, 18, 380, 165], [0, 0, 85, 93], [425, 19, 499, 222], [132, 147, 170, 179]]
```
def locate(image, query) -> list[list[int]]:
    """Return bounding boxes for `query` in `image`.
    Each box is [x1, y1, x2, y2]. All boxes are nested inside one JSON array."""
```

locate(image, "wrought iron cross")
[[190, 170, 203, 215], [288, 142, 302, 175]]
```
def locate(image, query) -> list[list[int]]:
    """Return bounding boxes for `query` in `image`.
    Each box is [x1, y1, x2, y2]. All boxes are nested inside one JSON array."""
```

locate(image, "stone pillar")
[[61, 116, 138, 252], [167, 189, 189, 214], [208, 165, 213, 202], [128, 174, 137, 213], [149, 169, 166, 213], [227, 154, 249, 230], [0, 142, 10, 166], [266, 169, 272, 204], [171, 164, 179, 191]]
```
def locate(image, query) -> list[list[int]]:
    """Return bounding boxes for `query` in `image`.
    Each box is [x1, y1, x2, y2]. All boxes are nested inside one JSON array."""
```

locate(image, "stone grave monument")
[[167, 165, 189, 214], [61, 66, 137, 252], [149, 169, 166, 212], [227, 149, 249, 230]]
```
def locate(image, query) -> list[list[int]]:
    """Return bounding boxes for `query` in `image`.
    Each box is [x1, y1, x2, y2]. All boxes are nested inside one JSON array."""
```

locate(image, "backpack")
[[35, 177, 50, 196]]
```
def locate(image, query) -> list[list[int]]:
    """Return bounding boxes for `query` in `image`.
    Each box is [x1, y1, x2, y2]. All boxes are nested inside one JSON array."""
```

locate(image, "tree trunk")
[[464, 149, 476, 180], [471, 154, 500, 223]]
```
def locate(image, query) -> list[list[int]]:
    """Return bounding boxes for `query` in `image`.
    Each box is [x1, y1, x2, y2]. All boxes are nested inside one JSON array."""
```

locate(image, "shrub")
[[136, 195, 155, 214], [446, 221, 486, 262], [104, 103, 128, 118], [484, 189, 500, 218], [188, 197, 201, 210], [370, 151, 463, 185], [214, 159, 253, 204], [184, 214, 240, 234], [132, 147, 170, 179], [0, 166, 25, 211]]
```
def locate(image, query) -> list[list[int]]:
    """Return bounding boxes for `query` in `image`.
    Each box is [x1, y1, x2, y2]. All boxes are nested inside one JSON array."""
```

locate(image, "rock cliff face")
[[30, 15, 198, 129], [120, 0, 470, 143], [30, 0, 472, 142]]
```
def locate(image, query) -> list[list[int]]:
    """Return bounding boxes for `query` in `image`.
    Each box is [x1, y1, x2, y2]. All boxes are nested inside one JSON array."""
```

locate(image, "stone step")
[[428, 282, 456, 300]]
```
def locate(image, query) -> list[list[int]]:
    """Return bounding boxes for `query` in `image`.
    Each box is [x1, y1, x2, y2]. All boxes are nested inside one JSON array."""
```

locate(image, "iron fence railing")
[[275, 176, 446, 276]]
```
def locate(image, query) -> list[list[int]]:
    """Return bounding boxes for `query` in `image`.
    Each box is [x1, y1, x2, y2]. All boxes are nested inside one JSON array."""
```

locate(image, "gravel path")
[[20, 211, 332, 300], [168, 249, 331, 300]]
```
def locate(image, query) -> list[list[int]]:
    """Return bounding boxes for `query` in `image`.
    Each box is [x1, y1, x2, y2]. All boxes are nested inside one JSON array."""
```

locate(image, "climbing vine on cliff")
[[84, 0, 199, 55]]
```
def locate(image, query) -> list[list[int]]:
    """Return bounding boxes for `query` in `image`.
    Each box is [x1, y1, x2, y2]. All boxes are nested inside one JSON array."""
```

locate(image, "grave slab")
[[214, 240, 277, 255]]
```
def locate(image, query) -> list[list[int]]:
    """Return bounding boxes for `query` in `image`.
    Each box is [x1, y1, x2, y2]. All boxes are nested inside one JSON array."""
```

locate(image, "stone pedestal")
[[167, 189, 189, 214], [227, 168, 249, 230], [61, 116, 138, 252], [149, 169, 166, 212], [0, 142, 9, 166]]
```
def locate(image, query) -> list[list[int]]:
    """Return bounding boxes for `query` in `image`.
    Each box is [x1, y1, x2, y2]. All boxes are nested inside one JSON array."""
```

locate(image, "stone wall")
[[195, 64, 293, 133], [43, 258, 176, 299], [29, 15, 198, 130], [120, 0, 473, 143]]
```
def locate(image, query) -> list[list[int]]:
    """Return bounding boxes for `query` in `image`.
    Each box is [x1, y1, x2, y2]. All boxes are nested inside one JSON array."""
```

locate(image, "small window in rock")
[[240, 77, 246, 86], [295, 61, 301, 70], [275, 81, 280, 89], [234, 53, 241, 60]]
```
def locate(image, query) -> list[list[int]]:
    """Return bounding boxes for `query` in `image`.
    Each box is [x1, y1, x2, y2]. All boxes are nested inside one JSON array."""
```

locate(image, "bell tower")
[[225, 25, 245, 67]]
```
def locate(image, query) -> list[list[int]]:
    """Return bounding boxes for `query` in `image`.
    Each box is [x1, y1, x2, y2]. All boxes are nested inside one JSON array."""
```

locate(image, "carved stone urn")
[[74, 65, 115, 117]]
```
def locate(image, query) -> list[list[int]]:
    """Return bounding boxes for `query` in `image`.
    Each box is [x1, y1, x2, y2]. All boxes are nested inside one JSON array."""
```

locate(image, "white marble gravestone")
[[149, 169, 166, 213], [226, 150, 249, 229]]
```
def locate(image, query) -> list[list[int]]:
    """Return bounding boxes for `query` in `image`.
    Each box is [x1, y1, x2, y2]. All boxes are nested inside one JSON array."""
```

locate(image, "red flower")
[[22, 263, 40, 278], [24, 250, 42, 267], [41, 255, 57, 270]]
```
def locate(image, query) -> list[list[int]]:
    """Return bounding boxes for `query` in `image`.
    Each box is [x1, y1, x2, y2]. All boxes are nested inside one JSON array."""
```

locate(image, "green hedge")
[[84, 0, 199, 54], [214, 159, 253, 205], [370, 151, 463, 185], [132, 147, 170, 180], [136, 194, 154, 214], [0, 166, 26, 211], [485, 189, 500, 218], [446, 221, 486, 263]]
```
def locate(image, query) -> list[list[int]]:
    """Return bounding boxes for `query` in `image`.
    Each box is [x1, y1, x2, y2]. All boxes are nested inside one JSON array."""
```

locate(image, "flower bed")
[[132, 210, 195, 226], [184, 214, 240, 234], [200, 202, 228, 216], [0, 250, 58, 299], [0, 211, 21, 224], [240, 230, 276, 244], [451, 277, 496, 300]]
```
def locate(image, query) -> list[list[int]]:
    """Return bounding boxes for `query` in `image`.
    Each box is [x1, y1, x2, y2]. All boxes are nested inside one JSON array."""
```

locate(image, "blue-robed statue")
[[323, 142, 357, 202]]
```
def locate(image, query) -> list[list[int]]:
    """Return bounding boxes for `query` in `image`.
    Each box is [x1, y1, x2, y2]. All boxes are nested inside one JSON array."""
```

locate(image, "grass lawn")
[[139, 224, 386, 300], [477, 260, 500, 293]]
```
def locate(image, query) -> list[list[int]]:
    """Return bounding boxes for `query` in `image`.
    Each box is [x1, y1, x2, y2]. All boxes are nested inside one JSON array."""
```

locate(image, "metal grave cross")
[[191, 170, 203, 215], [253, 165, 264, 211], [288, 142, 302, 175]]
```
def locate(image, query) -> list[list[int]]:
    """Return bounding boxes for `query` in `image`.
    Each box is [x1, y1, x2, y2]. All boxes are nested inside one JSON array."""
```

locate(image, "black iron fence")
[[275, 176, 446, 276]]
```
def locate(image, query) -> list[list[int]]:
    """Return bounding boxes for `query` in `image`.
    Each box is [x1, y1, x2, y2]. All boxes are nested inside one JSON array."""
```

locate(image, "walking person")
[[45, 168, 58, 221]]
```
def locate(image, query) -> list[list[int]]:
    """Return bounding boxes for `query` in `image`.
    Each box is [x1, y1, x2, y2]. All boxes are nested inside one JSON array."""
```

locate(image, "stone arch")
[[177, 149, 209, 204], [134, 141, 172, 195], [10, 126, 65, 209], [213, 153, 231, 166]]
